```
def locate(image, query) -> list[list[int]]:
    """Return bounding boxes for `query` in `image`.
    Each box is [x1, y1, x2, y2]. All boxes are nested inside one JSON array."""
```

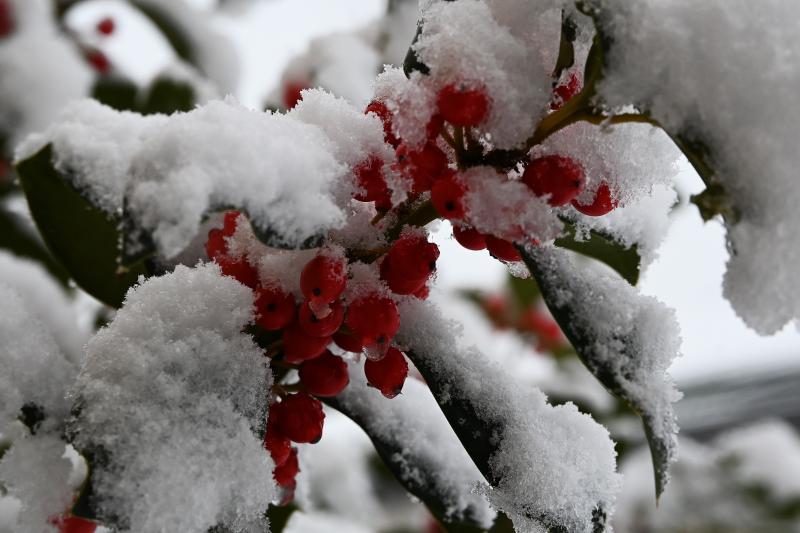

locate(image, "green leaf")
[[15, 145, 149, 308], [519, 246, 677, 501], [265, 503, 297, 533], [554, 222, 641, 285], [507, 272, 541, 309], [0, 206, 70, 285], [92, 75, 196, 116], [92, 77, 139, 112]]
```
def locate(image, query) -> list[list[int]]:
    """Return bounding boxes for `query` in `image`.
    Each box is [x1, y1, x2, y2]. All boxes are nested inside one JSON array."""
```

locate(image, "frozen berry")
[[431, 174, 467, 220], [264, 413, 291, 466], [273, 446, 299, 486], [299, 350, 349, 397], [396, 142, 449, 195], [85, 49, 111, 74], [364, 347, 408, 398], [298, 299, 344, 338], [551, 72, 582, 110], [205, 228, 227, 260], [282, 323, 331, 363], [283, 81, 306, 109], [273, 393, 325, 443], [255, 286, 296, 330], [522, 155, 585, 206], [485, 236, 521, 262], [301, 254, 347, 305], [572, 182, 617, 216], [379, 234, 439, 295], [437, 83, 489, 127], [96, 17, 115, 36], [222, 210, 242, 235], [365, 100, 400, 147], [346, 294, 400, 352], [333, 330, 363, 353], [0, 0, 14, 38], [452, 225, 486, 251], [353, 156, 391, 209], [217, 256, 259, 288], [56, 516, 97, 533]]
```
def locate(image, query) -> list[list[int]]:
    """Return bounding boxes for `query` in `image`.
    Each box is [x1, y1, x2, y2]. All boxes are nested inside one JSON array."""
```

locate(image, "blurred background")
[[3, 1, 800, 531]]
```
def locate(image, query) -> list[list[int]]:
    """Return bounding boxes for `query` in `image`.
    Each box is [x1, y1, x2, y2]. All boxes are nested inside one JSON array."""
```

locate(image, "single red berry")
[[255, 286, 296, 330], [452, 225, 486, 251], [273, 446, 299, 486], [346, 294, 400, 350], [379, 234, 439, 295], [522, 155, 585, 206], [426, 113, 444, 140], [85, 49, 111, 74], [298, 299, 344, 337], [413, 284, 430, 300], [353, 156, 390, 206], [431, 174, 468, 220], [217, 256, 259, 288], [282, 322, 331, 363], [571, 182, 617, 216], [205, 228, 227, 260], [57, 516, 97, 533], [96, 17, 115, 36], [551, 72, 582, 111], [483, 294, 511, 329], [273, 393, 325, 443], [283, 81, 306, 109], [520, 308, 564, 352], [222, 210, 242, 235], [300, 255, 347, 305], [396, 142, 449, 195], [485, 236, 521, 262], [364, 347, 408, 398], [0, 0, 14, 38], [365, 100, 400, 147], [437, 83, 489, 127], [264, 413, 291, 466], [333, 330, 363, 353], [298, 350, 349, 397]]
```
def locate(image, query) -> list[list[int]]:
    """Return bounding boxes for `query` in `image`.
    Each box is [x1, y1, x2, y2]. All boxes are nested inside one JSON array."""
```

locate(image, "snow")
[[594, 0, 800, 334], [67, 263, 275, 532], [396, 299, 621, 533]]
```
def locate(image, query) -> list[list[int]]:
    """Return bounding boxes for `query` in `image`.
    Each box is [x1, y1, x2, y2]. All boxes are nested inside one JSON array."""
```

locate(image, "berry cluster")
[[206, 212, 430, 501]]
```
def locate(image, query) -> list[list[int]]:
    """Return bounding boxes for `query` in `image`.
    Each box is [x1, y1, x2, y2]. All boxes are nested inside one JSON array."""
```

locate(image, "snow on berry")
[[364, 347, 409, 399], [298, 299, 345, 338], [572, 181, 617, 217], [272, 393, 326, 444], [365, 99, 400, 147], [522, 155, 585, 207], [372, 67, 439, 150], [299, 350, 350, 397], [300, 252, 347, 306], [68, 264, 275, 532], [436, 83, 489, 127], [452, 224, 487, 251]]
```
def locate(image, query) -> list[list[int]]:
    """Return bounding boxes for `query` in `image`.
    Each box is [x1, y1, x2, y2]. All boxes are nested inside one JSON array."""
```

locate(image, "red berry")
[[431, 174, 467, 220], [222, 210, 242, 235], [85, 49, 111, 74], [551, 72, 582, 111], [205, 228, 227, 260], [520, 309, 564, 351], [273, 393, 325, 443], [346, 294, 400, 351], [572, 182, 617, 216], [300, 255, 347, 305], [483, 295, 510, 328], [282, 323, 331, 364], [217, 256, 259, 288], [298, 299, 344, 337], [365, 100, 400, 147], [364, 347, 408, 398], [353, 156, 391, 208], [264, 413, 291, 466], [413, 284, 430, 300], [299, 350, 349, 397], [396, 143, 449, 195], [522, 155, 585, 206], [0, 0, 14, 38], [96, 17, 115, 36], [426, 114, 444, 140], [255, 286, 296, 330], [333, 330, 363, 353], [485, 236, 521, 262], [57, 516, 97, 533], [379, 234, 439, 295], [437, 83, 489, 127], [452, 225, 486, 251], [283, 81, 306, 109], [273, 446, 299, 486]]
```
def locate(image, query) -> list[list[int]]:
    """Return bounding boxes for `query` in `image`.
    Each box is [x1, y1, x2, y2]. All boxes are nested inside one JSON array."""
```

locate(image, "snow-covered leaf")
[[520, 245, 681, 500], [554, 222, 640, 285]]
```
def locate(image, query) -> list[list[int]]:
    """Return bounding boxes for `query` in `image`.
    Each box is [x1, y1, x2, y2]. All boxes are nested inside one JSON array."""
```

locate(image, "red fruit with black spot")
[[255, 286, 296, 330], [264, 413, 291, 466], [396, 142, 449, 195], [364, 346, 408, 398], [333, 330, 363, 353], [485, 236, 521, 262], [299, 350, 349, 397], [522, 155, 585, 206], [298, 299, 344, 338], [96, 17, 115, 36], [56, 516, 97, 533], [431, 174, 467, 220], [379, 234, 439, 295], [300, 255, 347, 305], [346, 294, 400, 350], [217, 256, 259, 288], [272, 392, 325, 443], [437, 83, 489, 127], [365, 100, 400, 147], [452, 225, 486, 251], [353, 156, 391, 209], [551, 72, 581, 111], [283, 81, 306, 109], [572, 182, 617, 217], [273, 446, 299, 486], [282, 323, 331, 364]]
